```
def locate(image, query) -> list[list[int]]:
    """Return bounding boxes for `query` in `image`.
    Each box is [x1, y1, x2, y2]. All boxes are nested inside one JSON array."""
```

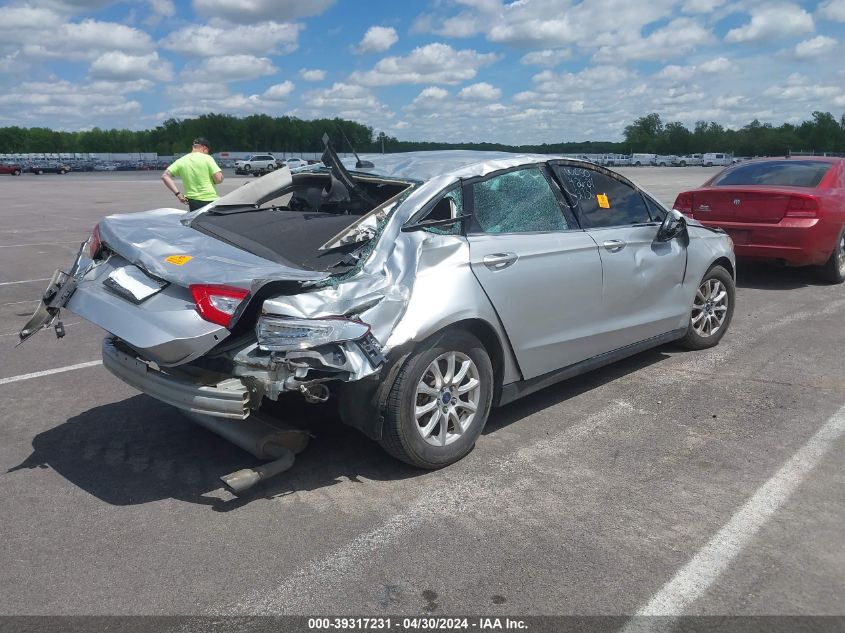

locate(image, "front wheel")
[[817, 228, 845, 284], [380, 330, 494, 469], [677, 265, 735, 350]]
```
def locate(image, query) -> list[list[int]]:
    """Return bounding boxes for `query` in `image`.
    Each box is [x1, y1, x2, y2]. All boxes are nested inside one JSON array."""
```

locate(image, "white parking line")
[[625, 403, 845, 621], [0, 360, 102, 386], [0, 241, 80, 248], [0, 277, 50, 287]]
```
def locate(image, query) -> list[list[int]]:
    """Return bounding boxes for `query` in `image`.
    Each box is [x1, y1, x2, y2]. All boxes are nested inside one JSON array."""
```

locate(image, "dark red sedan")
[[674, 157, 845, 283], [0, 163, 23, 176]]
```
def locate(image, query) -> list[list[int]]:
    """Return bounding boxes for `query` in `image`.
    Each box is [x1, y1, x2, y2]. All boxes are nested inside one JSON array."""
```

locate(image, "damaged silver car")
[[20, 140, 735, 489]]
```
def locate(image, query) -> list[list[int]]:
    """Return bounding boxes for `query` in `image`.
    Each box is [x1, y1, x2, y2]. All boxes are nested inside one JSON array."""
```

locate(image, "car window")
[[471, 167, 568, 234], [710, 160, 832, 188], [422, 188, 464, 235], [553, 166, 651, 228], [643, 195, 667, 222]]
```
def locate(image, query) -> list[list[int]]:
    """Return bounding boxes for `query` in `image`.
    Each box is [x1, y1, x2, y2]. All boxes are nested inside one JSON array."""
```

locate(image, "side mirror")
[[656, 209, 687, 243]]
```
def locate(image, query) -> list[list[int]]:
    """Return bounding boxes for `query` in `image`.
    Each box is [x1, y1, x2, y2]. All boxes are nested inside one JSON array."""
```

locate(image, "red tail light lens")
[[673, 192, 693, 216], [784, 195, 819, 218], [88, 224, 102, 259], [190, 284, 249, 328]]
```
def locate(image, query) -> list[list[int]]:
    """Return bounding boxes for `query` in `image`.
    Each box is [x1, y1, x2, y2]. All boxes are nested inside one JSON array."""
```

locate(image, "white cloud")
[[89, 51, 173, 82], [681, 0, 728, 13], [148, 0, 174, 17], [794, 35, 838, 58], [349, 43, 499, 86], [725, 4, 814, 43], [520, 49, 570, 67], [262, 81, 294, 100], [458, 82, 501, 101], [294, 82, 393, 126], [593, 18, 714, 61], [356, 26, 399, 54], [0, 6, 64, 31], [13, 19, 155, 61], [818, 0, 845, 22], [161, 22, 302, 57], [180, 55, 278, 82], [299, 68, 326, 81], [192, 0, 334, 24], [656, 56, 733, 81]]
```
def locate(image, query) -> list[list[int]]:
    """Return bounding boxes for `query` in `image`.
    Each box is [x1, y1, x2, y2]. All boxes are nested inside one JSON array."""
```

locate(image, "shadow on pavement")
[[6, 344, 675, 511], [735, 261, 828, 290]]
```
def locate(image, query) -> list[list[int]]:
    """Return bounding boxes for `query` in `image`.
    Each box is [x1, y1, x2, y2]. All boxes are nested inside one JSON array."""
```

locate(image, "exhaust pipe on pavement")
[[182, 411, 309, 493]]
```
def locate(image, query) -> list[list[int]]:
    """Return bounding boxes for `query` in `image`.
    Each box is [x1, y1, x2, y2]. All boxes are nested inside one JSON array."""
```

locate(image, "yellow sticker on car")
[[165, 255, 193, 265], [597, 193, 610, 209]]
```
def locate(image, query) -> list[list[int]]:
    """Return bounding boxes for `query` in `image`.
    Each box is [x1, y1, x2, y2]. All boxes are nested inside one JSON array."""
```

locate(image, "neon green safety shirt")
[[167, 152, 221, 201]]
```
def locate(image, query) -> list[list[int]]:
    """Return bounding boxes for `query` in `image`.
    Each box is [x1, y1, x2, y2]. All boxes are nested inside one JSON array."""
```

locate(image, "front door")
[[551, 163, 688, 351]]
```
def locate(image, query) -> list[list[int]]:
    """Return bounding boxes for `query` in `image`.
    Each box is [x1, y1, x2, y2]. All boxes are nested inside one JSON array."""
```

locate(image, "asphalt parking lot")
[[0, 168, 842, 620]]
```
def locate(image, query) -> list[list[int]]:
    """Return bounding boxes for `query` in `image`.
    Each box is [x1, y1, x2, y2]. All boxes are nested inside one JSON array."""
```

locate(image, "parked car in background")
[[235, 154, 278, 175], [703, 153, 732, 167], [631, 153, 656, 166], [601, 155, 632, 167], [93, 163, 118, 171], [0, 162, 23, 176], [29, 162, 71, 175], [674, 156, 845, 283], [655, 155, 677, 167], [20, 146, 735, 489], [281, 157, 308, 169], [675, 154, 704, 167]]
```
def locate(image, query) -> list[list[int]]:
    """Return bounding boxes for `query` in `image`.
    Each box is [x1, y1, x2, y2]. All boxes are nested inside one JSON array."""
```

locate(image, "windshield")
[[711, 160, 832, 188]]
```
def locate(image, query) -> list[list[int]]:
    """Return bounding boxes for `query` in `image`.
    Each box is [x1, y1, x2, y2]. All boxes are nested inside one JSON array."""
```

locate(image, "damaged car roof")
[[340, 150, 581, 183]]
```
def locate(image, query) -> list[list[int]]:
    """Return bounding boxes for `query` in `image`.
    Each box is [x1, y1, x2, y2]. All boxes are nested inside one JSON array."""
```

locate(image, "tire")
[[634, 161, 642, 167], [380, 329, 494, 469], [817, 228, 845, 284], [59, 169, 67, 174], [12, 169, 20, 176], [679, 161, 687, 167], [36, 169, 43, 175], [243, 163, 251, 173], [677, 265, 735, 350]]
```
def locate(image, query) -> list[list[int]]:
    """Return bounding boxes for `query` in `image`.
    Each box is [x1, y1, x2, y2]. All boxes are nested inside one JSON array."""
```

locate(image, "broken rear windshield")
[[711, 161, 832, 188]]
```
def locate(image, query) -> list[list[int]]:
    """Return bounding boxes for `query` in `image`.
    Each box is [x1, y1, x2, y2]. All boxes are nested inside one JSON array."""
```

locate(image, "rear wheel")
[[12, 168, 20, 176], [817, 228, 845, 284], [677, 265, 735, 350], [380, 330, 493, 469]]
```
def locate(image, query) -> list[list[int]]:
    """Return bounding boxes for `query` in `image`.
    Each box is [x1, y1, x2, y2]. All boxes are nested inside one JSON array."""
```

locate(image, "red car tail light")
[[88, 224, 102, 259], [673, 192, 693, 216], [190, 284, 250, 328], [784, 195, 819, 218]]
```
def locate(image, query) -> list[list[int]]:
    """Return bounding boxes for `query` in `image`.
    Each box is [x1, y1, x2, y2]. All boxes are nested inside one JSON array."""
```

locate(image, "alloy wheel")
[[691, 278, 729, 338], [413, 351, 481, 447]]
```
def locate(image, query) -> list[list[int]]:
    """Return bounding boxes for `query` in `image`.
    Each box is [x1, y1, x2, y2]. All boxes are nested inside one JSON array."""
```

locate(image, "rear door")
[[551, 163, 688, 350], [465, 165, 605, 380]]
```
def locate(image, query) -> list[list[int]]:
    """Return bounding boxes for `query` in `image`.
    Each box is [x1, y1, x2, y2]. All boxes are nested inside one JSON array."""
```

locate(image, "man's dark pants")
[[187, 199, 212, 212]]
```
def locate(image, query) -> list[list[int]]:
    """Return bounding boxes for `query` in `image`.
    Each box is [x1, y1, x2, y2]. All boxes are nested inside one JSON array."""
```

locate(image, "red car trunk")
[[690, 188, 798, 224]]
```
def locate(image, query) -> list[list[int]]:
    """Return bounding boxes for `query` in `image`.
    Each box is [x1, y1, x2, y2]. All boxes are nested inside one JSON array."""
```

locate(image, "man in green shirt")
[[161, 137, 224, 211]]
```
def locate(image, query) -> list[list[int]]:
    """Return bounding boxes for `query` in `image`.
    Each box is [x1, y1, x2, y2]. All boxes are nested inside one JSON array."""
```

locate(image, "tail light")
[[784, 195, 819, 218], [88, 224, 102, 259], [190, 284, 249, 328], [673, 192, 693, 216]]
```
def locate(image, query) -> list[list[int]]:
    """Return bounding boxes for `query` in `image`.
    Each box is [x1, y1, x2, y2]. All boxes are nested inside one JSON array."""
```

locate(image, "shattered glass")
[[472, 168, 568, 234]]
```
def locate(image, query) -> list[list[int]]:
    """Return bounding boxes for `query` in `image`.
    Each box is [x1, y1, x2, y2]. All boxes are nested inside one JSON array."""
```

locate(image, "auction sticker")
[[597, 193, 610, 209], [165, 254, 193, 265]]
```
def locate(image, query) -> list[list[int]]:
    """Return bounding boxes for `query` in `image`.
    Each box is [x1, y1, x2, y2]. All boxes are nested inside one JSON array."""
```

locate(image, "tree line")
[[1, 111, 843, 156]]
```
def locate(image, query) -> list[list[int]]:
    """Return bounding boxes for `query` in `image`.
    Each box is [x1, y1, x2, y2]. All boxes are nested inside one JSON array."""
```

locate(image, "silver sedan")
[[20, 144, 735, 488]]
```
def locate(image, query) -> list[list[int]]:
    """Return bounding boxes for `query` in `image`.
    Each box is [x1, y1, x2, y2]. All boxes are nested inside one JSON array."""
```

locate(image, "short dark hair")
[[192, 137, 211, 151]]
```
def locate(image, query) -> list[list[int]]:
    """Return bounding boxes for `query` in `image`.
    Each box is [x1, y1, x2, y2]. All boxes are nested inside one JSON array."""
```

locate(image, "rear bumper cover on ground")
[[102, 338, 251, 419]]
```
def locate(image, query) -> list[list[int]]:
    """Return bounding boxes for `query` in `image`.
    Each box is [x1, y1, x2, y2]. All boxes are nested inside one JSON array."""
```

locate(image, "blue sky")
[[0, 0, 844, 144]]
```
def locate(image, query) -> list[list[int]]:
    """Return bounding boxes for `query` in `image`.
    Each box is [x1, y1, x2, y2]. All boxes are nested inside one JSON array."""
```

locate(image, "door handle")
[[602, 239, 626, 253], [482, 252, 518, 271]]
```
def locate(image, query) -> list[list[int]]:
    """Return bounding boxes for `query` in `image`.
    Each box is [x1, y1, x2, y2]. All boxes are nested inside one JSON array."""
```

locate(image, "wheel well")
[[711, 256, 735, 280], [445, 319, 506, 406]]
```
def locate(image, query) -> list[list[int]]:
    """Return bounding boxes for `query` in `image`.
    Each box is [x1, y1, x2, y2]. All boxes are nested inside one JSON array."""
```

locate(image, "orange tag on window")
[[597, 193, 610, 209], [165, 254, 193, 265]]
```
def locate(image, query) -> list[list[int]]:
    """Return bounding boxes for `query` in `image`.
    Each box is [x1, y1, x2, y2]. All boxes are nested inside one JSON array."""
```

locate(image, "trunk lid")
[[97, 208, 328, 289], [691, 187, 799, 224]]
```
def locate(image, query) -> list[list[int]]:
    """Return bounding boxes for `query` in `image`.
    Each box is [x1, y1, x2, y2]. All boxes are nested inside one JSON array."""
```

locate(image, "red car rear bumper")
[[695, 217, 838, 266]]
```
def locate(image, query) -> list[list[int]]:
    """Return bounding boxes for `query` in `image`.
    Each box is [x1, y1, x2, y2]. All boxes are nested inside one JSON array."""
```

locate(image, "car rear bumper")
[[696, 218, 836, 266], [102, 338, 252, 419]]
